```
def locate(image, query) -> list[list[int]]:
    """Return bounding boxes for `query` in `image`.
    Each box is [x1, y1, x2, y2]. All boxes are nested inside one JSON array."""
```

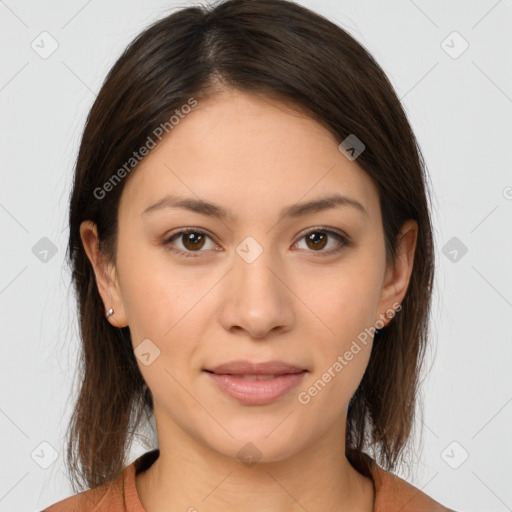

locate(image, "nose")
[[218, 247, 295, 339]]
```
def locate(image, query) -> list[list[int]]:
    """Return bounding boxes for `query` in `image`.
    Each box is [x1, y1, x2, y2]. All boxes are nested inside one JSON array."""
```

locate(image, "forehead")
[[118, 89, 380, 225]]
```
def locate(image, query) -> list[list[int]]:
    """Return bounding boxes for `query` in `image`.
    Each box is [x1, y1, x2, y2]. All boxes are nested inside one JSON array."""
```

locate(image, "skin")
[[81, 87, 417, 512]]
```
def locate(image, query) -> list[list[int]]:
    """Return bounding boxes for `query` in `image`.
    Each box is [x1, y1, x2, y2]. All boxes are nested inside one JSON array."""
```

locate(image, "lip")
[[205, 360, 306, 376], [203, 360, 308, 405]]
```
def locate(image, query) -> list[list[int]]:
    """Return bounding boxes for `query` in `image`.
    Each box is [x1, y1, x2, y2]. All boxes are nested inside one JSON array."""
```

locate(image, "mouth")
[[203, 360, 308, 405], [204, 360, 308, 376]]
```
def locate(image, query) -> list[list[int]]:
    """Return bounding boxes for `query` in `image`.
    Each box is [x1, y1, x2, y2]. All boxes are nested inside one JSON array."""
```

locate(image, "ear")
[[80, 220, 129, 328], [376, 219, 418, 326]]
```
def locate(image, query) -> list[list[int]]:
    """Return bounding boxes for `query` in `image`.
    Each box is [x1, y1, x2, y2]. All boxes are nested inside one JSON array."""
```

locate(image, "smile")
[[203, 368, 308, 405]]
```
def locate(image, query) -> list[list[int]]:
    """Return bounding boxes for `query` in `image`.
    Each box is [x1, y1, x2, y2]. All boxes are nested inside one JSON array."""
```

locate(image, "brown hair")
[[65, 0, 434, 491]]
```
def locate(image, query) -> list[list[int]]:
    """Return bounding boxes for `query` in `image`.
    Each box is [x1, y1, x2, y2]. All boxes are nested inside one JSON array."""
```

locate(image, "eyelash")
[[163, 227, 350, 258]]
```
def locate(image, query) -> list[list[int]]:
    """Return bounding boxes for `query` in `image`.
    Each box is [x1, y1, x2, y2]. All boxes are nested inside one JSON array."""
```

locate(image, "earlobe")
[[377, 219, 418, 325], [79, 220, 129, 328]]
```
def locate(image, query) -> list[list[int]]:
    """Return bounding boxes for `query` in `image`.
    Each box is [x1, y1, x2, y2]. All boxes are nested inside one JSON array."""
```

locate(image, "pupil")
[[184, 232, 204, 250], [307, 232, 327, 250]]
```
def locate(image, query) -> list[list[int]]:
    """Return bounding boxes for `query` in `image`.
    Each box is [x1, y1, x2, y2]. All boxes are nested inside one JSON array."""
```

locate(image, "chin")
[[201, 423, 310, 466]]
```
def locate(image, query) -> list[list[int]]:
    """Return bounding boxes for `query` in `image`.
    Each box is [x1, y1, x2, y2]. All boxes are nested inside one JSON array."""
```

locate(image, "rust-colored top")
[[43, 450, 455, 511]]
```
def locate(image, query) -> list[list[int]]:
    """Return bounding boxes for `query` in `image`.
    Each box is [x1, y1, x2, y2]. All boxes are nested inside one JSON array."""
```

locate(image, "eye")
[[293, 227, 349, 255], [163, 227, 349, 258], [163, 228, 219, 258]]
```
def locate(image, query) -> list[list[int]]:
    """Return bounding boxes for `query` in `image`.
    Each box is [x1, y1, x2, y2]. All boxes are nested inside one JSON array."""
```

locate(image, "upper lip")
[[204, 360, 307, 376]]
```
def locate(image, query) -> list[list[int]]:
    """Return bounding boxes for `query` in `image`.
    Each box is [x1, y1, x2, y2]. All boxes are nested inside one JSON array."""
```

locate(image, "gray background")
[[1, 0, 511, 511]]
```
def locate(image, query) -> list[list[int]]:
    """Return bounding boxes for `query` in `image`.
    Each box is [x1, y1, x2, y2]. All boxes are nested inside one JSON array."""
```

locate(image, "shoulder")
[[42, 449, 158, 512], [42, 465, 133, 512], [371, 463, 456, 512]]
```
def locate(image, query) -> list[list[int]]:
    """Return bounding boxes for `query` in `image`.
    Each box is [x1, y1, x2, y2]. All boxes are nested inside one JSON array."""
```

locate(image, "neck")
[[135, 415, 374, 512]]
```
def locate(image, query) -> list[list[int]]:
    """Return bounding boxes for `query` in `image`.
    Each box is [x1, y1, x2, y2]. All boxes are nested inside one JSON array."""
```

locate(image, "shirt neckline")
[[121, 448, 445, 512], [123, 448, 379, 511]]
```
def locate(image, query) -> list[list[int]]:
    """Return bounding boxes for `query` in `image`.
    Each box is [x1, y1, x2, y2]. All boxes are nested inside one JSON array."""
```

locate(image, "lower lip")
[[205, 371, 307, 405]]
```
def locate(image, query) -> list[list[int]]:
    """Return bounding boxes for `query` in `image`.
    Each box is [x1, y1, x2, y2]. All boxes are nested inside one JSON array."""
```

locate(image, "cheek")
[[118, 258, 204, 411], [295, 294, 375, 426], [293, 253, 383, 413], [116, 245, 210, 390], [296, 255, 384, 344], [117, 242, 193, 336]]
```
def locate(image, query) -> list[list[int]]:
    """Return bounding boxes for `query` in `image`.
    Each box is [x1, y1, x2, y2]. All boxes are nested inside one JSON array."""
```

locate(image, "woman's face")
[[83, 88, 415, 463]]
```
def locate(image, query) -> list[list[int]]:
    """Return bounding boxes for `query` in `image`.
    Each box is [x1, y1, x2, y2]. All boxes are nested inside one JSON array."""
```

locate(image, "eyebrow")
[[141, 193, 368, 220]]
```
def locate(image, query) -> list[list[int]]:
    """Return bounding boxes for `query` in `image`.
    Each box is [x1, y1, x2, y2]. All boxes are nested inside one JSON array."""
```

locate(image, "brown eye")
[[181, 232, 206, 251], [295, 228, 349, 255], [164, 228, 217, 258], [305, 231, 328, 250]]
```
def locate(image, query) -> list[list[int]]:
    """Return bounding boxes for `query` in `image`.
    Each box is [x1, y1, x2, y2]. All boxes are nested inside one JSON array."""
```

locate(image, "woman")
[[44, 0, 456, 510]]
